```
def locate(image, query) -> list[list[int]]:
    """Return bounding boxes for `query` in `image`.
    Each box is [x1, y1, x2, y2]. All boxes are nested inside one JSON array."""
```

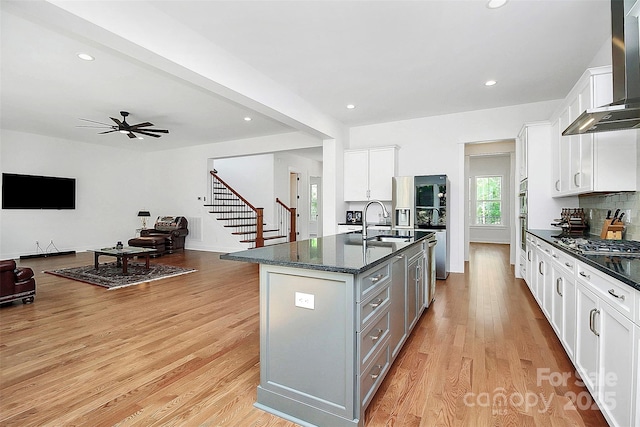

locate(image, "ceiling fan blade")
[[110, 117, 124, 127], [138, 128, 169, 133], [76, 125, 115, 129], [79, 118, 113, 126], [129, 122, 154, 129], [133, 130, 162, 138], [127, 132, 137, 139], [98, 129, 118, 134]]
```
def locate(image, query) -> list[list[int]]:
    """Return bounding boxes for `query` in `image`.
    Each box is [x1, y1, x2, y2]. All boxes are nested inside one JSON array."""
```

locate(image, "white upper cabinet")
[[344, 146, 397, 201], [552, 66, 637, 197]]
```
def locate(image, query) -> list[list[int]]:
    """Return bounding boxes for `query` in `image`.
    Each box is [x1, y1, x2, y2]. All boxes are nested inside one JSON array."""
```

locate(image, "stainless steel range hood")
[[563, 0, 640, 135]]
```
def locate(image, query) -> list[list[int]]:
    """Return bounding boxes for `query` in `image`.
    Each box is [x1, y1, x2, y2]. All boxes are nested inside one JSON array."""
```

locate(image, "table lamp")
[[138, 210, 151, 229]]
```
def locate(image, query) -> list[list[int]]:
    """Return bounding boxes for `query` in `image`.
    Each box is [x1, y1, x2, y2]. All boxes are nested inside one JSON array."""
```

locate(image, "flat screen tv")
[[2, 173, 76, 209]]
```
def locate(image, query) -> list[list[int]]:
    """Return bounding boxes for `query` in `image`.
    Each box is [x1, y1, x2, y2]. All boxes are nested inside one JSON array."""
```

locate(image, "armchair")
[[129, 216, 189, 254], [1, 260, 36, 305]]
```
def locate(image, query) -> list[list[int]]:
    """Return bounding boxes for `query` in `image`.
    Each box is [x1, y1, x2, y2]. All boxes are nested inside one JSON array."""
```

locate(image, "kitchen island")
[[221, 230, 436, 427]]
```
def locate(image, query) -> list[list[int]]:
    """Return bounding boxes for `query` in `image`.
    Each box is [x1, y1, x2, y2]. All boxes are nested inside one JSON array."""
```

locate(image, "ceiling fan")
[[78, 111, 169, 139]]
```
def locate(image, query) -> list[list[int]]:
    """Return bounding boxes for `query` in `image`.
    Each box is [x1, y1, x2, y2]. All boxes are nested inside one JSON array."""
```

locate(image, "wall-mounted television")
[[2, 173, 76, 209]]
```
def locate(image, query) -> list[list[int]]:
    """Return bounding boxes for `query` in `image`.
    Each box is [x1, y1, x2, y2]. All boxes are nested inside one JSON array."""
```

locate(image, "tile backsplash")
[[579, 192, 639, 240]]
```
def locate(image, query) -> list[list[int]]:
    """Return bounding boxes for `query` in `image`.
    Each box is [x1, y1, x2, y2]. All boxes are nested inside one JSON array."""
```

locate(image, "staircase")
[[206, 171, 295, 248]]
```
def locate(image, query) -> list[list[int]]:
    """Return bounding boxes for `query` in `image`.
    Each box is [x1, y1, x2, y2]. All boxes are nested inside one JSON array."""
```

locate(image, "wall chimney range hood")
[[563, 0, 640, 135]]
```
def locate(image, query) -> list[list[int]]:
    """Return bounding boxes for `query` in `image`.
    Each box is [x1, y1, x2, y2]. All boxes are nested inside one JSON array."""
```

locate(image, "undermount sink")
[[367, 235, 412, 243]]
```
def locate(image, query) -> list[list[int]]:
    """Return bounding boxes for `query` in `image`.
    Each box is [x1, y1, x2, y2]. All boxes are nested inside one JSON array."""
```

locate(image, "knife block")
[[600, 219, 624, 239]]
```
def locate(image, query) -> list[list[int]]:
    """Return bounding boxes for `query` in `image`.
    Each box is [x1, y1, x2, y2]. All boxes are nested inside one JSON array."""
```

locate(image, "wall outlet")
[[624, 209, 631, 224], [294, 292, 315, 310]]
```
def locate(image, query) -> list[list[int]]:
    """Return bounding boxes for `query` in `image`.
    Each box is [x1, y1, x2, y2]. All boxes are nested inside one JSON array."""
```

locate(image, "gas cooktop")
[[554, 237, 640, 257]]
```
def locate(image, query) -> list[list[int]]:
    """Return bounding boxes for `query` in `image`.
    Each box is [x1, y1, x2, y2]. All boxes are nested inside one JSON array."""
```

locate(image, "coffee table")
[[92, 246, 157, 274]]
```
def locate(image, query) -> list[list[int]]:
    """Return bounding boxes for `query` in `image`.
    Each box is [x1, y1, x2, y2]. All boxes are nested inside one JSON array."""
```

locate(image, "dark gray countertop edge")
[[527, 229, 640, 291], [220, 232, 432, 275]]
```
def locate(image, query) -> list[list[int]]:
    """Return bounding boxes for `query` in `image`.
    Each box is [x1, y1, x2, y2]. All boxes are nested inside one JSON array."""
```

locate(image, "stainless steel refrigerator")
[[392, 175, 449, 279]]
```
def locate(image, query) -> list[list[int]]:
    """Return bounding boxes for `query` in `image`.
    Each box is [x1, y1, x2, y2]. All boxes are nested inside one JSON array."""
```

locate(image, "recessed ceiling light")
[[485, 80, 497, 86], [244, 116, 252, 121], [346, 104, 356, 109], [77, 53, 94, 61], [486, 0, 508, 9]]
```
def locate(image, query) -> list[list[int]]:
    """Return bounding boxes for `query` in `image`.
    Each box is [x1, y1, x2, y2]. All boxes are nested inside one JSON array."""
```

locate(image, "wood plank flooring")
[[0, 244, 608, 426]]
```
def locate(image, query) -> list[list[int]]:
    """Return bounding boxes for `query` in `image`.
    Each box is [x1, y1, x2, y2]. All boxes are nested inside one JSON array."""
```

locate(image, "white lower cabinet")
[[534, 241, 552, 317], [550, 249, 576, 359], [574, 271, 637, 427], [523, 234, 639, 427]]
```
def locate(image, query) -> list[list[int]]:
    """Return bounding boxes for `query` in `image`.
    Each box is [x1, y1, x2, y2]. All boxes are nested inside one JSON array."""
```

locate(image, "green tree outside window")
[[476, 176, 502, 225]]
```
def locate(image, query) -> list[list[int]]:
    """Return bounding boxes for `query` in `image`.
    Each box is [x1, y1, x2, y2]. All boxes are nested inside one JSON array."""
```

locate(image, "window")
[[309, 183, 318, 221], [475, 176, 502, 225]]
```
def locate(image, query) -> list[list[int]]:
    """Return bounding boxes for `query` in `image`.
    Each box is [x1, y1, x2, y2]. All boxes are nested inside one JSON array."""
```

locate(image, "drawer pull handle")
[[556, 277, 563, 297], [565, 262, 573, 268], [538, 261, 544, 275], [370, 329, 384, 341], [589, 308, 600, 337], [579, 271, 590, 280], [369, 274, 385, 283], [607, 289, 625, 300], [370, 364, 383, 380], [552, 254, 558, 259], [369, 298, 384, 308]]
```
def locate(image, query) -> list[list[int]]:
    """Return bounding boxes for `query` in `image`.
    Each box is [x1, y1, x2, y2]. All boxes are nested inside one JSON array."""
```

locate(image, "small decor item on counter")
[[346, 210, 363, 224], [600, 208, 625, 240], [116, 241, 124, 250], [551, 208, 588, 234]]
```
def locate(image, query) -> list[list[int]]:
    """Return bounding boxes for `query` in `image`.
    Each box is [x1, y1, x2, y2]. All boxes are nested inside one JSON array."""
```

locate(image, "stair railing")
[[209, 171, 264, 248], [276, 198, 297, 242]]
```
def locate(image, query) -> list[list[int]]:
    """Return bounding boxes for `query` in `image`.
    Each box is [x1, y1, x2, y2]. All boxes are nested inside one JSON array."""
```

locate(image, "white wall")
[[0, 129, 147, 259], [468, 154, 512, 244], [1, 129, 323, 257], [349, 99, 560, 274]]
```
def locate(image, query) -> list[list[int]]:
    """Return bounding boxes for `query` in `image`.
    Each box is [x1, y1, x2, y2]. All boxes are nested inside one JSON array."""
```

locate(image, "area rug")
[[46, 262, 196, 290]]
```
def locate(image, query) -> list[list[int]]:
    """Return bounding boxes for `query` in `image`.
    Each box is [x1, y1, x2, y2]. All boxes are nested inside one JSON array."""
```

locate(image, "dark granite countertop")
[[527, 229, 640, 291], [220, 230, 435, 275]]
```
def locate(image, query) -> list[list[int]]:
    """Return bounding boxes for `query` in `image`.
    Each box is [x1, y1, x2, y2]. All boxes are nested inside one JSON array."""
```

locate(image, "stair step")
[[232, 228, 278, 235], [240, 235, 286, 243], [216, 216, 257, 221]]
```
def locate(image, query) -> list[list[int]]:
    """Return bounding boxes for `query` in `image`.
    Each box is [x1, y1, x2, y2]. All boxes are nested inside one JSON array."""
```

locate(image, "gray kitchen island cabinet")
[[221, 230, 435, 426]]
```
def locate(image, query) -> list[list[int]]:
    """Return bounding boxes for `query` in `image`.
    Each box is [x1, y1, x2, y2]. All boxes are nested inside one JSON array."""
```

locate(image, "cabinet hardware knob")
[[370, 329, 384, 341], [370, 364, 383, 380], [579, 271, 590, 280], [369, 298, 384, 308], [370, 274, 385, 283], [607, 289, 625, 300]]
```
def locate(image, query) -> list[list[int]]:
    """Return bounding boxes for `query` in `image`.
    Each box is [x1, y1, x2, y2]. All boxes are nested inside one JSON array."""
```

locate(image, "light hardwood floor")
[[0, 244, 608, 426]]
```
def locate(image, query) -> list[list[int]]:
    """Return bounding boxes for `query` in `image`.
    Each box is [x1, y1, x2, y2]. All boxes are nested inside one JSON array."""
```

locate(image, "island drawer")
[[359, 283, 391, 331], [359, 310, 390, 369], [358, 263, 391, 302], [360, 341, 390, 409]]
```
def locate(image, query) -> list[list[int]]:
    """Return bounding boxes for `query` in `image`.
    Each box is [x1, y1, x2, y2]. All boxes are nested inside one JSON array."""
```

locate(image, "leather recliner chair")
[[129, 216, 189, 254], [0, 260, 36, 305]]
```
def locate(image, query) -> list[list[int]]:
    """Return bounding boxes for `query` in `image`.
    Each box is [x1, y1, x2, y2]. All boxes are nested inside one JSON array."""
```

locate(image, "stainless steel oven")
[[519, 179, 528, 250]]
